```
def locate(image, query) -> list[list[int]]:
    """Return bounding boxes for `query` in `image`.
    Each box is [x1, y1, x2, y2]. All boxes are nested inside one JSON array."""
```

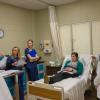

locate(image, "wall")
[[1, 0, 100, 60], [57, 0, 100, 25], [56, 0, 100, 55], [35, 0, 100, 61], [0, 3, 36, 55], [35, 9, 55, 63]]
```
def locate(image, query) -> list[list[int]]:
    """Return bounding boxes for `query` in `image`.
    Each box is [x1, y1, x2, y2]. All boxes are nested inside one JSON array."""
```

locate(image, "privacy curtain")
[[48, 6, 63, 62]]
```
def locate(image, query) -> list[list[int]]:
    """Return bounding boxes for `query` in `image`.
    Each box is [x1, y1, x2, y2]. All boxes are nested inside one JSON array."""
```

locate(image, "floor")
[[85, 73, 97, 100], [85, 85, 97, 100]]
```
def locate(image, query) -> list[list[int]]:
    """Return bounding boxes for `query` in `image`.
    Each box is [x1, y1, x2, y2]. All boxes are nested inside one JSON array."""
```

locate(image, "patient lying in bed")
[[48, 52, 83, 84]]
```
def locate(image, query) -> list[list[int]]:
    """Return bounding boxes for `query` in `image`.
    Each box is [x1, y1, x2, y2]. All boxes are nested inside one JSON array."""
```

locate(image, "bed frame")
[[27, 55, 96, 100], [27, 81, 64, 100]]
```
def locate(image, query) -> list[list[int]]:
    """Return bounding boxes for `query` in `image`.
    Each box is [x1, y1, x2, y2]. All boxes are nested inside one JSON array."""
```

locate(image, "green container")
[[37, 63, 45, 79]]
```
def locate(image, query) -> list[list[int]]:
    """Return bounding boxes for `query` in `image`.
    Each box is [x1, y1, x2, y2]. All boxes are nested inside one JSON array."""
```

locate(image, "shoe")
[[44, 74, 50, 84]]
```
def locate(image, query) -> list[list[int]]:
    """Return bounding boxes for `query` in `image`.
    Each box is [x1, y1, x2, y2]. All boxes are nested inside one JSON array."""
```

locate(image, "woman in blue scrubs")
[[25, 40, 39, 81]]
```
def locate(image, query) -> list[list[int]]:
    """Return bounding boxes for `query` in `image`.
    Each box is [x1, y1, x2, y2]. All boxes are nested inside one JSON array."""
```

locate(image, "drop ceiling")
[[0, 0, 80, 10]]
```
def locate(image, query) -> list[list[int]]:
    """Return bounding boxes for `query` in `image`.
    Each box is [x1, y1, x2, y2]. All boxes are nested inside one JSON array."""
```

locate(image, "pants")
[[26, 62, 38, 81], [8, 67, 24, 100], [49, 72, 79, 84], [18, 72, 24, 100]]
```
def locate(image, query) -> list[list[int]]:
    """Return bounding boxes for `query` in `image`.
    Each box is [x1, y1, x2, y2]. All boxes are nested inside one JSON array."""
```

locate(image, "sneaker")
[[48, 75, 54, 84]]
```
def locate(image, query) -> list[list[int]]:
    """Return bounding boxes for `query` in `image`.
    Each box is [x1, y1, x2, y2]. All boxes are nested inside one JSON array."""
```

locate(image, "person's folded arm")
[[12, 61, 18, 66], [32, 54, 39, 60], [27, 54, 39, 62]]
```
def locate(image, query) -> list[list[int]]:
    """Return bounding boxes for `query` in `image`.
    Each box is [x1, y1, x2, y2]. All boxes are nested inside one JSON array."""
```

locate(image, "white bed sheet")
[[30, 54, 92, 100], [54, 54, 92, 100], [34, 76, 86, 100], [0, 76, 13, 100], [53, 78, 86, 100]]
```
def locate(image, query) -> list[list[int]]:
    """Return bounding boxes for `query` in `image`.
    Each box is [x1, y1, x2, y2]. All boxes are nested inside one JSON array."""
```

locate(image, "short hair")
[[27, 39, 33, 43], [71, 52, 78, 58]]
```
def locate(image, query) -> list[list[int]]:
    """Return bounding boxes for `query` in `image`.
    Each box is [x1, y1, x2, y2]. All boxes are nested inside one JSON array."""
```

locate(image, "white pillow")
[[61, 54, 91, 71], [61, 55, 71, 70], [63, 56, 86, 67], [79, 58, 86, 67]]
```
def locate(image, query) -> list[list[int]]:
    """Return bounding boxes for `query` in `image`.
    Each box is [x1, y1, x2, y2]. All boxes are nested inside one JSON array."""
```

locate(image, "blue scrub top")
[[25, 48, 37, 61]]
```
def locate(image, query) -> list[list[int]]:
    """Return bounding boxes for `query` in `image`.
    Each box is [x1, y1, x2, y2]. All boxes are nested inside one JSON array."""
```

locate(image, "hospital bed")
[[28, 81, 64, 100], [28, 54, 94, 100]]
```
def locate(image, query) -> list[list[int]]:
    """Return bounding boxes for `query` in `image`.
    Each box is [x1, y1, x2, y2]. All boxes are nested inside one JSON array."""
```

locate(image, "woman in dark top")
[[6, 47, 20, 70], [25, 39, 39, 81], [49, 52, 83, 84], [6, 46, 24, 100]]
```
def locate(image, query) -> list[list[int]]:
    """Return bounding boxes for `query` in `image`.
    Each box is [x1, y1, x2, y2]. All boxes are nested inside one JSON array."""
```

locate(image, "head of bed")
[[61, 54, 92, 69], [61, 54, 93, 81], [28, 81, 64, 100]]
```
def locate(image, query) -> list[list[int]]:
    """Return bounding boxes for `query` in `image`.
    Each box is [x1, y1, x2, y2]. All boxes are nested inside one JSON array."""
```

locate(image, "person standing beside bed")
[[49, 52, 83, 84], [6, 46, 24, 100], [25, 39, 39, 81]]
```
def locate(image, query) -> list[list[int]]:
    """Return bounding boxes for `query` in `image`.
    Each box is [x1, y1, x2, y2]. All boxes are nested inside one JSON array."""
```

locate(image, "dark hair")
[[71, 52, 78, 58], [27, 39, 33, 43]]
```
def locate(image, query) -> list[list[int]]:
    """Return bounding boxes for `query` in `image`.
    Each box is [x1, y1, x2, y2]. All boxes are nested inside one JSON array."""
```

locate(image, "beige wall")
[[56, 0, 100, 55], [35, 9, 56, 63], [35, 0, 100, 61], [35, 9, 51, 46], [0, 3, 36, 55], [57, 0, 100, 26], [1, 0, 100, 60]]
